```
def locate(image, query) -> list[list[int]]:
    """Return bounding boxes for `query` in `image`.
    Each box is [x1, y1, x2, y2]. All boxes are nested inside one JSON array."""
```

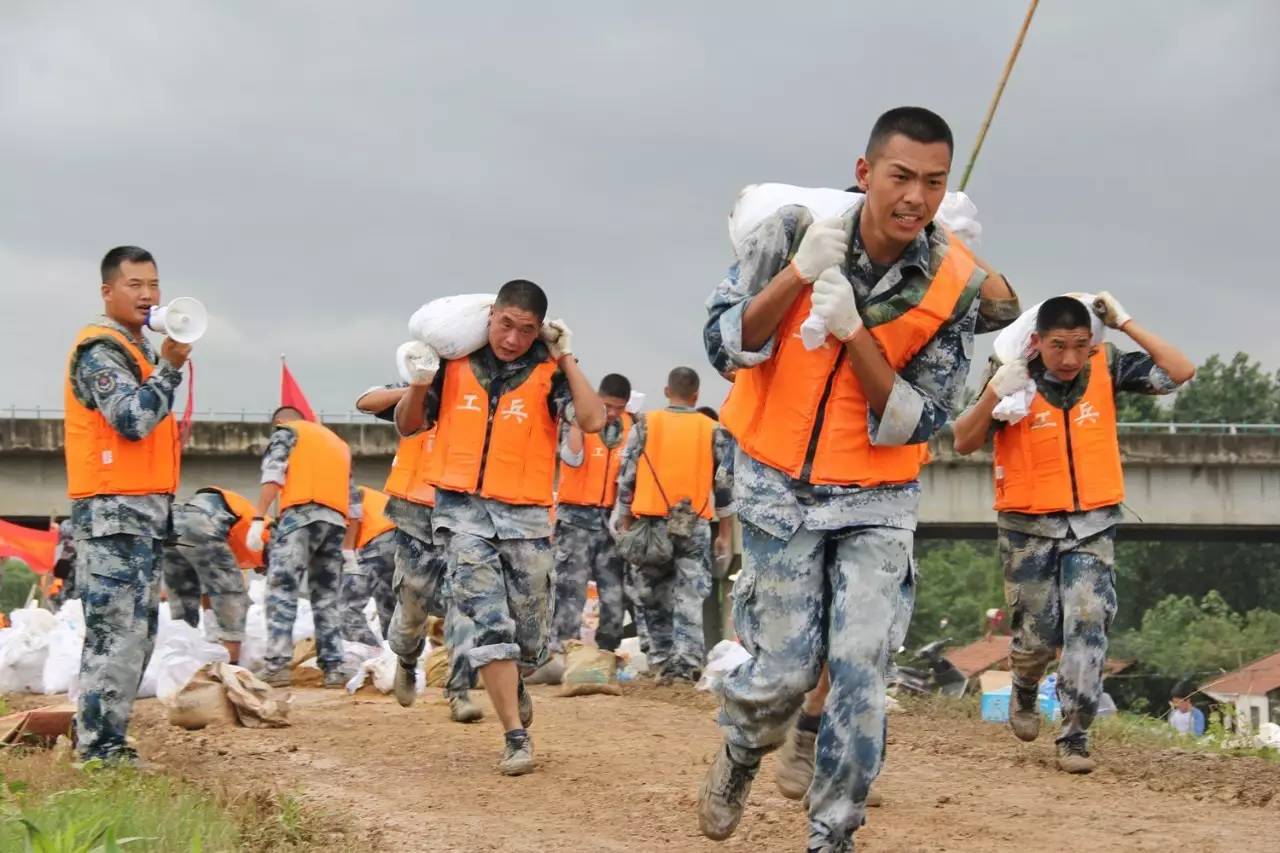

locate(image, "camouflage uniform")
[[68, 317, 181, 762], [987, 346, 1178, 745], [613, 408, 734, 680], [162, 491, 248, 642], [52, 519, 79, 605], [414, 343, 572, 674], [341, 528, 397, 647], [551, 416, 628, 653], [260, 427, 361, 675], [704, 203, 982, 851]]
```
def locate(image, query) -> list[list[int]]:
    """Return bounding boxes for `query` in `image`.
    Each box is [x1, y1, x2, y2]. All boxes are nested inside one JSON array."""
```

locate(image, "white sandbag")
[[292, 599, 315, 645], [239, 602, 268, 674], [617, 636, 649, 676], [345, 644, 423, 695], [342, 640, 383, 678], [41, 600, 85, 695], [408, 293, 496, 360], [696, 639, 753, 693], [626, 391, 646, 414], [154, 620, 231, 703], [0, 606, 57, 694]]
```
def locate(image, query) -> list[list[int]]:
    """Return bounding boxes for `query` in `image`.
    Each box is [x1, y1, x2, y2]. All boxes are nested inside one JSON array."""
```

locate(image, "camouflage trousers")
[[264, 520, 345, 673], [340, 531, 396, 647], [161, 539, 248, 642], [447, 531, 553, 673], [634, 520, 712, 679], [623, 561, 652, 653], [1001, 526, 1118, 742], [386, 528, 475, 697], [717, 522, 915, 852], [75, 534, 163, 761], [551, 521, 626, 652]]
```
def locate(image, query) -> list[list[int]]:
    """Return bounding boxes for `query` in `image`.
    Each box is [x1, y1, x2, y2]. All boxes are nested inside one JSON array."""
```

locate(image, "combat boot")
[[517, 678, 534, 728], [499, 734, 535, 776], [256, 667, 291, 688], [775, 724, 817, 800], [450, 692, 484, 723], [393, 658, 416, 708], [323, 669, 348, 689], [698, 746, 759, 841], [1009, 683, 1041, 742], [1056, 735, 1097, 774]]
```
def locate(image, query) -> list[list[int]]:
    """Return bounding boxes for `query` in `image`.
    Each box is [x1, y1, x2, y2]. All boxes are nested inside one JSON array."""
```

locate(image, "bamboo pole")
[[958, 0, 1040, 191]]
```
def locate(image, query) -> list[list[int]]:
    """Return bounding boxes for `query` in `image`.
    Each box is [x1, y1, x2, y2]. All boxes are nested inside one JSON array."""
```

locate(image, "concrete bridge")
[[2, 418, 1278, 542]]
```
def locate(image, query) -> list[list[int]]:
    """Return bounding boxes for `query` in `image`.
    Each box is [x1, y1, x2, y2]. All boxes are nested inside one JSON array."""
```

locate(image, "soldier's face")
[[1032, 327, 1093, 381], [101, 260, 160, 329], [488, 305, 541, 362], [855, 135, 950, 251], [601, 394, 627, 423]]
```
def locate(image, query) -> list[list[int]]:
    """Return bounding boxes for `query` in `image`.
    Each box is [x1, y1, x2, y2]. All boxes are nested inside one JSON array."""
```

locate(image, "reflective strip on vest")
[[721, 233, 977, 486], [557, 413, 633, 508], [64, 325, 181, 498], [199, 486, 269, 569], [278, 420, 352, 516], [384, 431, 437, 507], [632, 409, 717, 520], [425, 358, 559, 506], [356, 487, 398, 548], [993, 349, 1125, 514]]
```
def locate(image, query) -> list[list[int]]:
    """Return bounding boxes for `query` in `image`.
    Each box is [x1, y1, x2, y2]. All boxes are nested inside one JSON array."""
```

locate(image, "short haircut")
[[495, 279, 548, 322], [101, 246, 156, 283], [1036, 296, 1092, 334], [667, 366, 700, 399], [866, 107, 954, 161], [271, 405, 305, 423], [599, 373, 631, 401], [697, 406, 719, 422]]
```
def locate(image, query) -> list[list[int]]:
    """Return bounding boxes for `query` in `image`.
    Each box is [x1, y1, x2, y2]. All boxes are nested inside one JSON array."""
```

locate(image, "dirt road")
[[122, 682, 1278, 852]]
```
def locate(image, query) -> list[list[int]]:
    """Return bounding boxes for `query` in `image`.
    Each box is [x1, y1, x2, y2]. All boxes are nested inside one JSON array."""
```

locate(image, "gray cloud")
[[3, 0, 1277, 417]]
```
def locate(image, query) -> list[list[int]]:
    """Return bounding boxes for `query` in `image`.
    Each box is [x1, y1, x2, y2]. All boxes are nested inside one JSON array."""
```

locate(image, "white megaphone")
[[147, 297, 208, 344]]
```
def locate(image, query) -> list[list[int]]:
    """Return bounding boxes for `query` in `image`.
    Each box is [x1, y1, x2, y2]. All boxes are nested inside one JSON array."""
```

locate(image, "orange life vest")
[[383, 431, 437, 507], [63, 325, 181, 498], [632, 409, 717, 520], [558, 413, 634, 508], [993, 349, 1125, 514], [425, 357, 559, 506], [198, 486, 270, 569], [356, 486, 398, 548], [721, 233, 977, 486], [277, 420, 352, 516]]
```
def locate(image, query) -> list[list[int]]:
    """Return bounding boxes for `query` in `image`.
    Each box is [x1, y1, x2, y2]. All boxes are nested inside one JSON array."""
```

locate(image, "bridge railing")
[[3, 407, 385, 424], [1115, 422, 1280, 436]]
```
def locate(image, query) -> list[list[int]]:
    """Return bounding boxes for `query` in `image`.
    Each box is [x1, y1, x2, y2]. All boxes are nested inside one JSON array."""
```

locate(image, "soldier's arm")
[[355, 383, 408, 420], [344, 482, 363, 550], [953, 358, 1001, 455], [253, 428, 295, 517], [559, 420, 586, 468], [395, 368, 445, 436], [612, 419, 645, 531], [75, 341, 182, 441], [711, 427, 735, 518], [1111, 323, 1196, 390], [973, 259, 1020, 334]]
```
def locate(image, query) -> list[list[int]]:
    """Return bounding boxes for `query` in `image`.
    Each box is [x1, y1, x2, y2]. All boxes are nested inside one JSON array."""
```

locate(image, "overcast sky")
[[3, 1, 1277, 417]]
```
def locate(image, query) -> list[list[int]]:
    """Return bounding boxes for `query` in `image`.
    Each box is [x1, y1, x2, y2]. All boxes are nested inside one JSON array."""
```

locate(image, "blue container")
[[981, 687, 1061, 723]]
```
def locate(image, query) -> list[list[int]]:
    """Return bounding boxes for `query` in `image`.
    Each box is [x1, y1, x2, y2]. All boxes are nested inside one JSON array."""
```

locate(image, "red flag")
[[280, 357, 317, 422], [0, 519, 58, 574]]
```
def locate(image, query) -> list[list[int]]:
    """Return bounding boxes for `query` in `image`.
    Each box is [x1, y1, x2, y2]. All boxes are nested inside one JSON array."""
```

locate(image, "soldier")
[[339, 485, 398, 649], [65, 245, 188, 766], [614, 367, 733, 684], [550, 373, 634, 657], [697, 107, 1016, 852], [50, 518, 78, 608], [355, 384, 482, 723], [953, 294, 1194, 772], [248, 406, 359, 688], [162, 486, 264, 663], [395, 279, 606, 776]]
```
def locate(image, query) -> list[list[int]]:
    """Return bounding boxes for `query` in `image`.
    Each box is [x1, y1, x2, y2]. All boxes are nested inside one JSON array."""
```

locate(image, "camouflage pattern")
[[53, 519, 79, 604], [75, 534, 164, 761], [445, 530, 553, 672], [385, 495, 434, 545], [386, 528, 474, 697], [550, 518, 626, 652], [633, 520, 713, 680], [623, 561, 652, 653], [976, 291, 1022, 335], [263, 519, 345, 673], [1001, 526, 1118, 743], [613, 406, 735, 521], [260, 428, 360, 536], [717, 521, 914, 851], [340, 529, 397, 647], [162, 494, 248, 641], [431, 488, 553, 541]]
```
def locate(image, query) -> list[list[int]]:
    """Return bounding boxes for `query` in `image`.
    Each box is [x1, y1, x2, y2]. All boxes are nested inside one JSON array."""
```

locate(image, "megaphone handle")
[[178, 359, 196, 444]]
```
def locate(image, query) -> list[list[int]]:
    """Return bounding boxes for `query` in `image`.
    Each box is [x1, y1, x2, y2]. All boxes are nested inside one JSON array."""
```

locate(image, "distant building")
[[1201, 651, 1280, 732]]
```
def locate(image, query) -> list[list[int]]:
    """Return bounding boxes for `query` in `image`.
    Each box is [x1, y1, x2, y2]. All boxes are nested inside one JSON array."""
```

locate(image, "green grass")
[[1, 560, 40, 614], [1092, 709, 1280, 762], [0, 750, 358, 852]]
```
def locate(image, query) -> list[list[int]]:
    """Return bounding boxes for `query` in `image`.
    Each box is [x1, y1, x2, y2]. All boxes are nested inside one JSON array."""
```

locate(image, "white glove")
[[989, 360, 1031, 399], [1092, 291, 1132, 330], [790, 216, 849, 283], [398, 341, 440, 386], [246, 519, 265, 552], [810, 268, 863, 342], [342, 549, 359, 573], [541, 319, 573, 360]]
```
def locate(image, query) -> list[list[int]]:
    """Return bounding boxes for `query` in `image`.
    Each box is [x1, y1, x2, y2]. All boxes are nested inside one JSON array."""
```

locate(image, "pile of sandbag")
[[0, 606, 58, 694], [239, 577, 316, 675], [167, 662, 290, 730], [560, 641, 622, 697]]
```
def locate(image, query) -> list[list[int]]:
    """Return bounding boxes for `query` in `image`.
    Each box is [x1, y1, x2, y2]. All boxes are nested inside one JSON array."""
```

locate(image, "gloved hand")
[[342, 549, 359, 573], [810, 268, 863, 342], [246, 518, 266, 552], [541, 319, 573, 360], [989, 360, 1031, 398], [790, 216, 849, 283], [1092, 291, 1132, 329], [398, 341, 440, 386]]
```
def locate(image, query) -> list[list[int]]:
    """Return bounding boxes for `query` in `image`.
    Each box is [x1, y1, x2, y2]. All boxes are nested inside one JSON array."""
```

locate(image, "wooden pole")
[[958, 0, 1040, 191]]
